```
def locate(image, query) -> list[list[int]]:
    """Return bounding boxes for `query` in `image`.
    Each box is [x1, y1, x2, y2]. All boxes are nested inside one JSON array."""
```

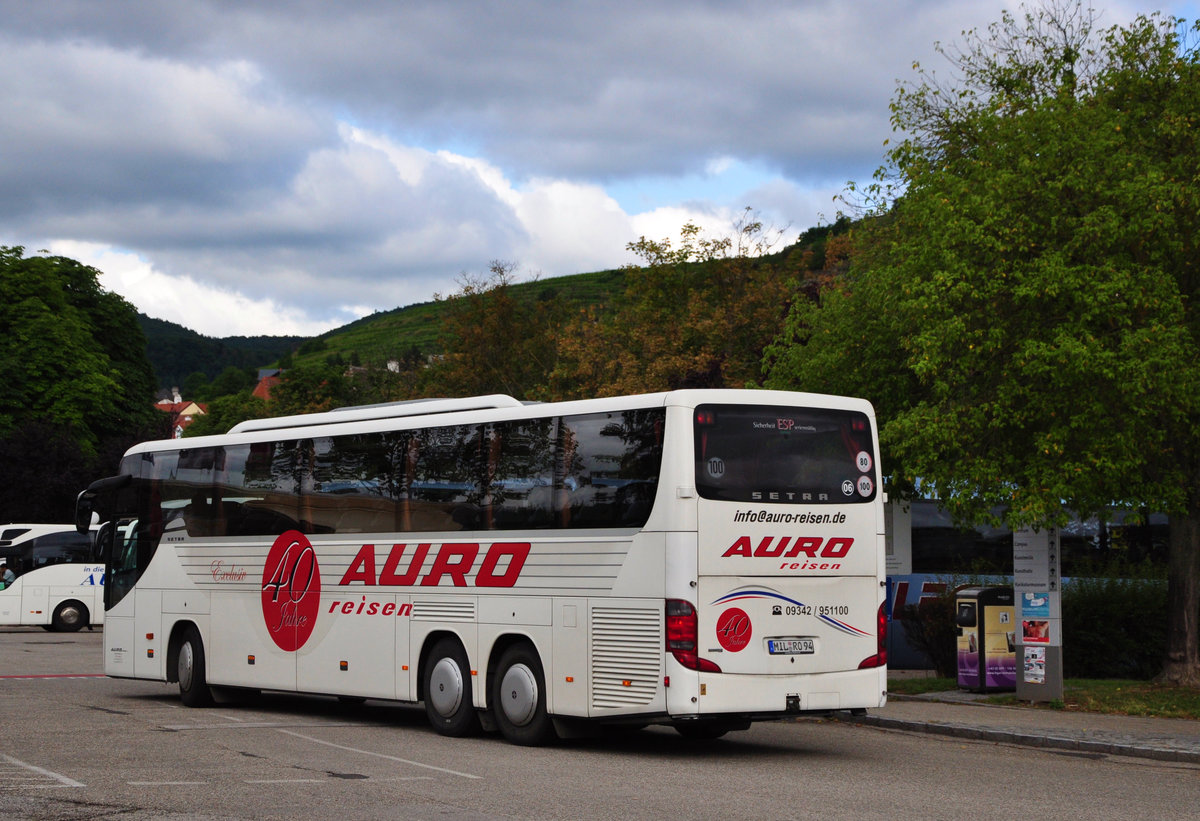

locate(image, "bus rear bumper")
[[672, 666, 888, 718]]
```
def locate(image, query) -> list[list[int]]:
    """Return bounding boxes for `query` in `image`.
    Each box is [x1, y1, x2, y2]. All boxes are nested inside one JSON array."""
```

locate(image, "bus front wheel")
[[491, 643, 556, 746], [51, 600, 88, 632], [177, 626, 215, 708], [423, 639, 481, 737]]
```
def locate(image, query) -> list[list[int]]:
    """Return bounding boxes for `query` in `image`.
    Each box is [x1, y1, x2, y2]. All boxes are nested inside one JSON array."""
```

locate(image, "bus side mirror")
[[75, 490, 95, 535], [75, 474, 132, 534]]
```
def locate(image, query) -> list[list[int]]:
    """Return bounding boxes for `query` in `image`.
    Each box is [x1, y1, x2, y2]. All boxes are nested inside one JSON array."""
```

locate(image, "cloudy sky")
[[2, 1, 1195, 338]]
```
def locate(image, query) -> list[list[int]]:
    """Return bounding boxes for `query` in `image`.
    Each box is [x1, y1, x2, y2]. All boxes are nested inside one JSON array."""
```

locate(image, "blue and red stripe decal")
[[712, 588, 871, 638]]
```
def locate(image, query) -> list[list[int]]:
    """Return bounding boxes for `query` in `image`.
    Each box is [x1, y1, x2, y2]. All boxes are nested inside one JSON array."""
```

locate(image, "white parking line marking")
[[163, 721, 364, 731], [244, 779, 325, 784], [128, 781, 207, 786], [244, 776, 435, 784], [0, 753, 85, 788], [275, 731, 482, 780]]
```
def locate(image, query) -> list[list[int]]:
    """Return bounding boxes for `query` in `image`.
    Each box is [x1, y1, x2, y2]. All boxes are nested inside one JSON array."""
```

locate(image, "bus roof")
[[122, 389, 874, 456], [227, 394, 525, 435]]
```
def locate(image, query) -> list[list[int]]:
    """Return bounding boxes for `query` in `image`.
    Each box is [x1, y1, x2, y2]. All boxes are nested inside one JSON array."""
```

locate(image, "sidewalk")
[[835, 690, 1200, 764]]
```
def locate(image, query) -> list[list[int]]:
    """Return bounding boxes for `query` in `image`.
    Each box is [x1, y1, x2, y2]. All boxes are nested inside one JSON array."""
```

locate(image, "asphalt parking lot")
[[5, 627, 1199, 820], [1, 626, 855, 820]]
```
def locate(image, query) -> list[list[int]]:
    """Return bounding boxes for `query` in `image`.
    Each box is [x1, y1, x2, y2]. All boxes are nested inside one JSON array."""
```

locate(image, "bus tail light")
[[858, 601, 888, 669], [666, 599, 722, 673]]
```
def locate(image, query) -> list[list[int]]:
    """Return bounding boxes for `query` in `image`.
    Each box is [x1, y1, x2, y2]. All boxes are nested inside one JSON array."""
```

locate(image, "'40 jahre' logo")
[[261, 530, 321, 651]]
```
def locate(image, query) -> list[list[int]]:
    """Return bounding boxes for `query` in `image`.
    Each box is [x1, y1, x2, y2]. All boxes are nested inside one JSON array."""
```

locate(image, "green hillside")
[[140, 221, 846, 389], [288, 268, 627, 370], [139, 268, 627, 387], [138, 315, 305, 389]]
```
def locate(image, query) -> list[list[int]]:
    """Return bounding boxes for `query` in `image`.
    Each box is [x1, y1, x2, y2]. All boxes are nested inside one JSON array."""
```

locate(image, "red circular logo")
[[261, 530, 321, 651], [715, 607, 752, 652]]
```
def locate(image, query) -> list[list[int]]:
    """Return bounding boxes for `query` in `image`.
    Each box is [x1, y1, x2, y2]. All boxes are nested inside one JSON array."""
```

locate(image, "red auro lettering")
[[341, 545, 377, 585], [377, 543, 430, 585], [752, 536, 788, 558], [421, 543, 479, 586], [821, 537, 853, 558], [785, 537, 823, 558], [723, 537, 753, 557], [476, 543, 531, 587]]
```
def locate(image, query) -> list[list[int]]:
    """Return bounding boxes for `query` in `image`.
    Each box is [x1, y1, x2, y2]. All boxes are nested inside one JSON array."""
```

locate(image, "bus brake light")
[[858, 601, 888, 669], [666, 599, 721, 673]]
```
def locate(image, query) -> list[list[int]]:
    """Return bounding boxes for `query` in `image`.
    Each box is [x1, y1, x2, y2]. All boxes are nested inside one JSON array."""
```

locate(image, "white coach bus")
[[76, 389, 887, 744], [0, 524, 104, 631]]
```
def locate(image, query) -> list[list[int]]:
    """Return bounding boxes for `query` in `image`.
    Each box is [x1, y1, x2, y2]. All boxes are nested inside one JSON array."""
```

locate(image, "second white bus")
[[0, 523, 104, 631], [77, 389, 887, 744]]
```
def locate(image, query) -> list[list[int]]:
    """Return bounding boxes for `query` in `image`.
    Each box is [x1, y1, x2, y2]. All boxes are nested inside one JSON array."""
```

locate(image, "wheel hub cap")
[[500, 663, 538, 726], [428, 657, 464, 717]]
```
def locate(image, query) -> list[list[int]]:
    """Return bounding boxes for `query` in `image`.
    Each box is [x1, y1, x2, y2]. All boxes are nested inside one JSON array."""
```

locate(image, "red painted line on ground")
[[0, 673, 106, 679]]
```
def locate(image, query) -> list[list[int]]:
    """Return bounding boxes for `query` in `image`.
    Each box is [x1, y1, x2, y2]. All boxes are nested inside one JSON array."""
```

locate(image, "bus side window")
[[29, 532, 92, 569]]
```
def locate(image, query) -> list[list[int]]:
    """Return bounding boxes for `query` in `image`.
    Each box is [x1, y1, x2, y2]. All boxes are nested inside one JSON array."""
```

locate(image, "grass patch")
[[1013, 680, 1200, 720], [890, 676, 1200, 719]]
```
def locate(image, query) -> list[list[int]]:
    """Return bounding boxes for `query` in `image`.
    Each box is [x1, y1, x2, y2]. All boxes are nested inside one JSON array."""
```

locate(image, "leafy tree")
[[137, 314, 303, 391], [209, 365, 255, 398], [547, 210, 795, 399], [184, 392, 272, 438], [764, 5, 1200, 684], [425, 261, 562, 399], [0, 247, 159, 451], [0, 421, 93, 522], [182, 370, 211, 401], [0, 246, 161, 520], [268, 364, 356, 416]]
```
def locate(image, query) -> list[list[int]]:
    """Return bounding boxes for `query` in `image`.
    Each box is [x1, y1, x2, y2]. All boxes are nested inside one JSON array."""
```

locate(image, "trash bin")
[[955, 586, 1016, 692]]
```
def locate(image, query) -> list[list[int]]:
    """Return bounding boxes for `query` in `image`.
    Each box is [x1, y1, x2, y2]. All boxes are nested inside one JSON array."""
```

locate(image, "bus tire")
[[177, 626, 215, 708], [491, 643, 556, 746], [423, 639, 480, 737], [51, 600, 88, 632]]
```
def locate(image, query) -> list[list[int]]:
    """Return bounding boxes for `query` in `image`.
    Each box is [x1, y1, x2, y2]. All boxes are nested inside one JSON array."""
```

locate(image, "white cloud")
[[46, 241, 344, 338], [0, 1, 1193, 338]]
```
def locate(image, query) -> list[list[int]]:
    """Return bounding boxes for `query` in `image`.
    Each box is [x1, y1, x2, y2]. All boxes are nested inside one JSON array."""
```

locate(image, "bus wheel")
[[491, 644, 556, 746], [177, 626, 215, 708], [423, 639, 480, 737], [51, 600, 88, 632]]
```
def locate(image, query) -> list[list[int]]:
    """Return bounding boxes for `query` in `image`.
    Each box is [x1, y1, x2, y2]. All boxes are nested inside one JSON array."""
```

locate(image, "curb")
[[831, 712, 1200, 765]]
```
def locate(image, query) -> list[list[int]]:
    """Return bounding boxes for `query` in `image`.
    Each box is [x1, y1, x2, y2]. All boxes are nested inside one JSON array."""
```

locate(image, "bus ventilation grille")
[[411, 600, 476, 623], [590, 606, 662, 710]]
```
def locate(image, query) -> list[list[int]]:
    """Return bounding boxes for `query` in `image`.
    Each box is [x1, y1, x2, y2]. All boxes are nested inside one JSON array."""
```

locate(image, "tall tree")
[[0, 246, 161, 519], [547, 210, 795, 399], [426, 261, 562, 400], [764, 5, 1200, 684]]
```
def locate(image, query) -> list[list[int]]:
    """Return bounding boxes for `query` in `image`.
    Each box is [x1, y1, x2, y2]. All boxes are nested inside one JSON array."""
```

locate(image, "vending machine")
[[955, 586, 1016, 692]]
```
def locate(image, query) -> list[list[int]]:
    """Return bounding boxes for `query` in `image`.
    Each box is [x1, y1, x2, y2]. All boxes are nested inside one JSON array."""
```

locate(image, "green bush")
[[897, 588, 960, 678], [1062, 575, 1167, 680], [896, 571, 1170, 682]]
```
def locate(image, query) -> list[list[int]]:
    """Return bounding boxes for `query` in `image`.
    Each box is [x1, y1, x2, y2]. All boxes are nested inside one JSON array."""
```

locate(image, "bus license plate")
[[768, 638, 814, 655]]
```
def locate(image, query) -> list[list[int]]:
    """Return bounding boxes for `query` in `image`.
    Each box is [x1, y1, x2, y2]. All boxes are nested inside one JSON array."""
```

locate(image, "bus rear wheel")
[[491, 644, 556, 746], [177, 626, 215, 708], [51, 600, 88, 632], [423, 639, 481, 737]]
